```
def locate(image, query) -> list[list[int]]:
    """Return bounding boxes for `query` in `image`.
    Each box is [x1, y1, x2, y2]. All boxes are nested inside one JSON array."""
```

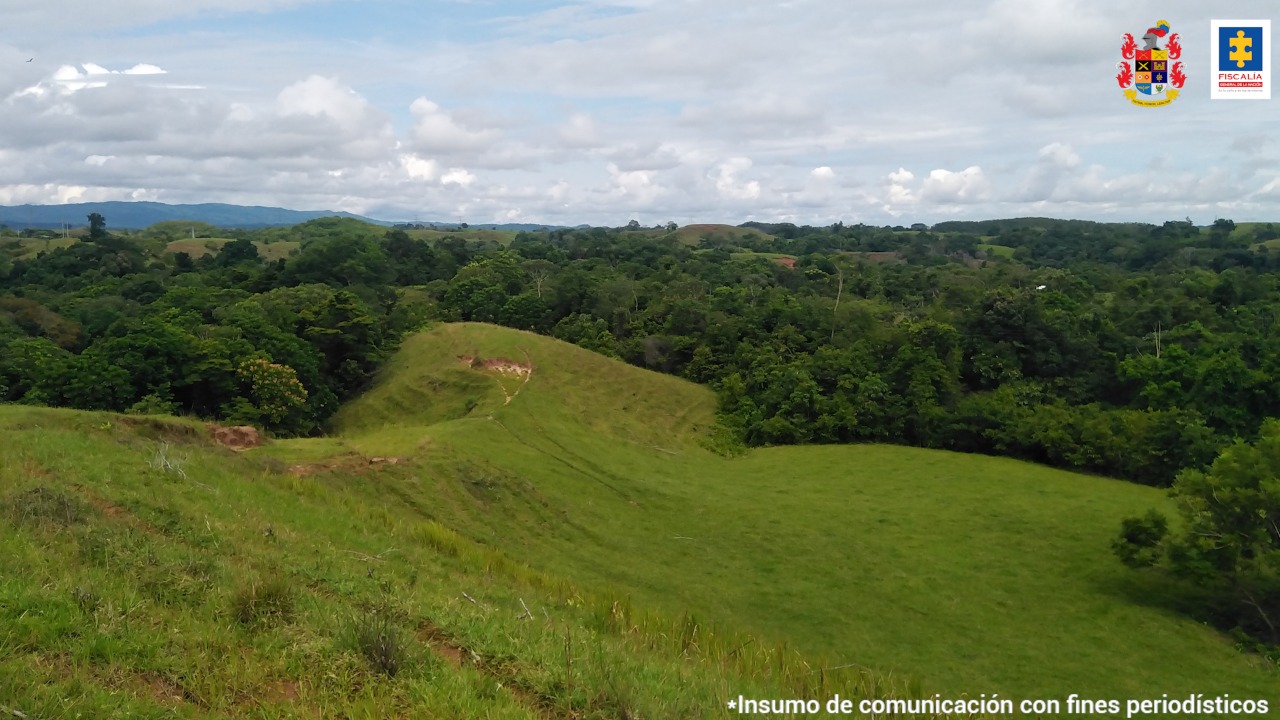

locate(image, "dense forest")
[[3, 212, 1279, 645], [6, 214, 1280, 482]]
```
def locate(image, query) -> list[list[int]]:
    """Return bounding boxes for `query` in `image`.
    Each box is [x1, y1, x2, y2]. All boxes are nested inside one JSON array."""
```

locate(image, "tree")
[[217, 238, 261, 266], [1115, 421, 1280, 644], [88, 213, 107, 241], [522, 259, 556, 299]]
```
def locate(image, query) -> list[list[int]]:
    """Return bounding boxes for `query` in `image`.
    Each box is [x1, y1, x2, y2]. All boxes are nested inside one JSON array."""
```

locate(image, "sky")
[[1, 0, 1278, 226]]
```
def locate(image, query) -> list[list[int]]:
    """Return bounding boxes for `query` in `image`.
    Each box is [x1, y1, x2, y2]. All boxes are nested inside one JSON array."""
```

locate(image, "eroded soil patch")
[[207, 424, 262, 451]]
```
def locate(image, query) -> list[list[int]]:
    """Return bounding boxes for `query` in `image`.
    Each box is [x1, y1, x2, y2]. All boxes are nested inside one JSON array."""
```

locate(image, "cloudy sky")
[[1, 0, 1277, 225]]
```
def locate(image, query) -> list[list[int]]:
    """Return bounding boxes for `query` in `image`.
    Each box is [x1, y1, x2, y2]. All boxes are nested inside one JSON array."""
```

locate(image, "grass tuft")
[[71, 585, 100, 614], [231, 577, 296, 626], [5, 486, 88, 528], [345, 607, 406, 677]]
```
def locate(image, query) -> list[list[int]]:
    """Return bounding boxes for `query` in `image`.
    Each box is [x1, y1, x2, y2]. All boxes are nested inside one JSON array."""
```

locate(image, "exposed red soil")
[[770, 256, 796, 269], [207, 424, 262, 451], [457, 355, 534, 377], [79, 489, 163, 536]]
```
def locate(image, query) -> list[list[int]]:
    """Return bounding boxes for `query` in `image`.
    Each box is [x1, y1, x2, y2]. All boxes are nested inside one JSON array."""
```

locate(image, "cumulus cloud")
[[714, 158, 761, 201], [409, 99, 500, 155], [441, 168, 477, 187], [401, 155, 439, 181], [921, 167, 990, 203], [278, 75, 377, 134], [0, 0, 1276, 224], [607, 163, 664, 206], [883, 168, 917, 212]]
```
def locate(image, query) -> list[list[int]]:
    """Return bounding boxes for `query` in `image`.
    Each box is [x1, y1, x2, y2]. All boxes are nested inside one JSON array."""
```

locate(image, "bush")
[[127, 392, 180, 416]]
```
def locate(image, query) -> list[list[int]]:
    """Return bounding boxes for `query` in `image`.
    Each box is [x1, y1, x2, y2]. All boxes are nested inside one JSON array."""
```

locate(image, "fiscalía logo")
[[1117, 20, 1186, 106], [1210, 20, 1270, 100]]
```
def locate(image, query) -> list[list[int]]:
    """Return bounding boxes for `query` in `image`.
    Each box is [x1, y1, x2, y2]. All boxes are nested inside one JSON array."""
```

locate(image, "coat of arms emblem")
[[1116, 20, 1186, 106]]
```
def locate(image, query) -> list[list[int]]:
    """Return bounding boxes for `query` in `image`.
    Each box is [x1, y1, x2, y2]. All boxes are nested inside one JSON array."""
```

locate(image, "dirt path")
[[417, 617, 570, 720]]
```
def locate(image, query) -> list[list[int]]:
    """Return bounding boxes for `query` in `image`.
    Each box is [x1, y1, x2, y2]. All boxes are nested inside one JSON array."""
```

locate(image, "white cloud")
[[714, 157, 761, 201], [277, 75, 374, 133], [883, 168, 917, 212], [921, 166, 990, 203], [15, 62, 169, 97], [125, 64, 167, 75], [409, 99, 500, 155], [559, 112, 601, 148], [607, 163, 664, 205], [441, 168, 477, 187], [401, 155, 439, 181]]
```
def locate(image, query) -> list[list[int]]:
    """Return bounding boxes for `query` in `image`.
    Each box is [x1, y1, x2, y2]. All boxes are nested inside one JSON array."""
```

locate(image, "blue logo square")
[[1220, 26, 1264, 71]]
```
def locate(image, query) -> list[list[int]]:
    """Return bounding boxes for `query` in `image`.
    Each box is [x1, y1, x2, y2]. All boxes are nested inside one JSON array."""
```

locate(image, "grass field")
[[163, 239, 300, 261], [323, 324, 1278, 706], [2, 322, 1276, 716], [977, 243, 1016, 259], [674, 224, 774, 246], [1, 236, 80, 259]]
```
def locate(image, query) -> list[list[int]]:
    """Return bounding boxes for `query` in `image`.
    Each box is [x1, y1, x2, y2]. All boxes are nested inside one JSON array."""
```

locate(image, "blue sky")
[[1, 0, 1279, 225]]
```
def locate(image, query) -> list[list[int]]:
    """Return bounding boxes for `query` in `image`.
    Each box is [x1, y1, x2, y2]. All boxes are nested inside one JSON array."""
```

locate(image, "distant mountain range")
[[0, 202, 569, 231]]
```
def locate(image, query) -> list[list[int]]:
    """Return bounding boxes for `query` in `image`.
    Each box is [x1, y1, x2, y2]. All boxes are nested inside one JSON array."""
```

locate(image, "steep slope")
[[1, 406, 894, 718], [311, 323, 1279, 707]]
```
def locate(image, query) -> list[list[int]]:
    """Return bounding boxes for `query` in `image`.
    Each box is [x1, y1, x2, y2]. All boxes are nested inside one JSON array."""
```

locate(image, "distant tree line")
[[5, 214, 1280, 474]]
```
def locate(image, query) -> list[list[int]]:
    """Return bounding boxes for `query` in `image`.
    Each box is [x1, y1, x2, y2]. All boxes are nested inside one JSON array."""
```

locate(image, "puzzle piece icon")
[[1230, 30, 1253, 68]]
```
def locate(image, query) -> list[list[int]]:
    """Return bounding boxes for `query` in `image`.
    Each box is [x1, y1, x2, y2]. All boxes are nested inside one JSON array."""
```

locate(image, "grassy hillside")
[[2, 236, 79, 259], [674, 224, 774, 246], [4, 322, 1276, 716], [318, 324, 1277, 706], [162, 238, 301, 261], [0, 406, 904, 718]]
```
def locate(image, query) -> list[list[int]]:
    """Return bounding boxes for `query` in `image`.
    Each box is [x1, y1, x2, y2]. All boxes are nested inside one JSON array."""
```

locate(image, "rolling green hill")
[[162, 238, 301, 262], [320, 324, 1278, 705], [674, 224, 775, 246], [2, 322, 1276, 716]]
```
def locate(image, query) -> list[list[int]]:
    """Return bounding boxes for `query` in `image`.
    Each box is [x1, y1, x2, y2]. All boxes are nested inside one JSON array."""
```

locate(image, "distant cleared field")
[[978, 242, 1016, 258], [2, 236, 79, 259], [163, 238, 300, 261]]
